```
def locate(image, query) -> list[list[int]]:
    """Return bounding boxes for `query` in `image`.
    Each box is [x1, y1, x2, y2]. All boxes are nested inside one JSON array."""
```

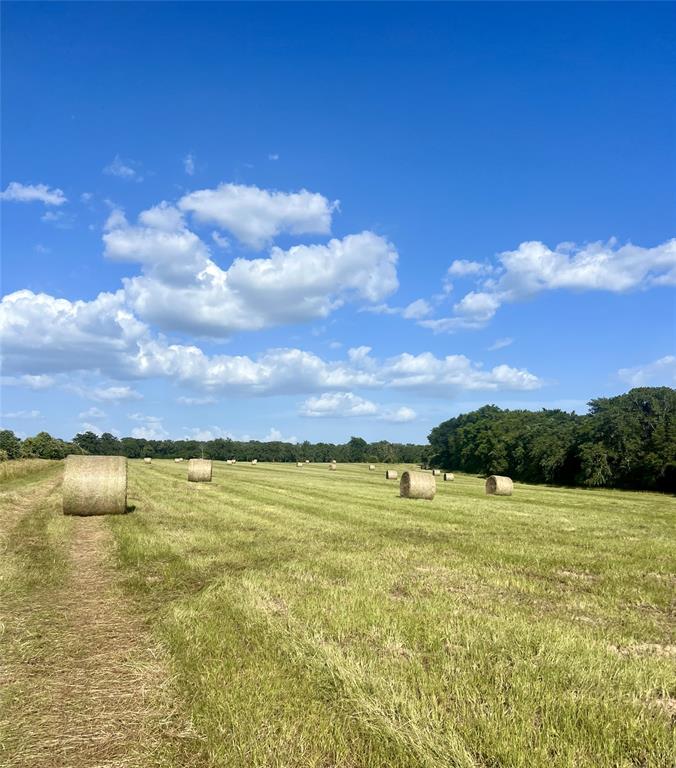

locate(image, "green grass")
[[106, 460, 676, 767]]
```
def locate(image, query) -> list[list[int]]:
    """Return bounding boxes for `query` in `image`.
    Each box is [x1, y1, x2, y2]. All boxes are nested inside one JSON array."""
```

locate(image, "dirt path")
[[1, 475, 171, 768]]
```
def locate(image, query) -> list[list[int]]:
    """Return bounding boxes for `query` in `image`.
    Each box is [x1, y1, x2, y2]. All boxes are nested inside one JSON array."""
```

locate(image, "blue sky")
[[1, 2, 674, 444]]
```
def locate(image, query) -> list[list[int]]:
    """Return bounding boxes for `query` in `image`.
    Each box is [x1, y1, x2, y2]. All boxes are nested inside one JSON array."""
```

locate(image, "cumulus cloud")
[[617, 355, 676, 387], [129, 414, 168, 439], [72, 385, 143, 402], [178, 183, 338, 249], [104, 200, 398, 335], [1, 182, 67, 206], [300, 392, 417, 422], [78, 407, 106, 420], [104, 155, 142, 181], [263, 427, 297, 443], [414, 238, 676, 333]]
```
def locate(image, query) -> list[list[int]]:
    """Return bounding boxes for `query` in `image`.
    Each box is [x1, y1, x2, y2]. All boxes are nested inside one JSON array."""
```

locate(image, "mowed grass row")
[[110, 461, 675, 767]]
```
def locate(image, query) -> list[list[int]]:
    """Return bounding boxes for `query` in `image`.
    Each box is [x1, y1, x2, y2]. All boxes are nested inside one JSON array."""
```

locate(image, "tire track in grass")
[[1, 474, 183, 768]]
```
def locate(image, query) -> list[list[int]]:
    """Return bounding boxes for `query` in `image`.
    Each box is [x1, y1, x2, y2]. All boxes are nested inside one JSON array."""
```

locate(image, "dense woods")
[[428, 387, 675, 492], [2, 386, 673, 491]]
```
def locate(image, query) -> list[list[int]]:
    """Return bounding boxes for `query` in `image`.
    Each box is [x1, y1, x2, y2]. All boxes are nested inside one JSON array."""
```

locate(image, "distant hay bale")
[[485, 475, 513, 496], [305, 459, 310, 463], [385, 470, 398, 480], [444, 472, 454, 481], [188, 458, 212, 483], [400, 470, 436, 500], [331, 459, 336, 464], [143, 457, 152, 464], [251, 459, 258, 465], [329, 464, 337, 471], [369, 464, 375, 471], [174, 458, 183, 463], [63, 455, 127, 516], [432, 469, 441, 476], [297, 462, 304, 467]]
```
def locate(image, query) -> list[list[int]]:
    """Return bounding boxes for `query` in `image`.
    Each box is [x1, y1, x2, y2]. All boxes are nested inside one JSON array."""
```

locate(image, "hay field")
[[2, 460, 675, 767]]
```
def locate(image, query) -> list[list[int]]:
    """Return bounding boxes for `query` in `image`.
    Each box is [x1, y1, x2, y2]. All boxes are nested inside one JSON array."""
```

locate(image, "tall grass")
[[0, 458, 60, 484], [107, 461, 676, 767]]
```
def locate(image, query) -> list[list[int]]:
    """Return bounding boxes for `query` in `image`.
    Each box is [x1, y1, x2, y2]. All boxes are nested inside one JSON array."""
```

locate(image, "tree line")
[[427, 387, 675, 492], [2, 386, 673, 491], [0, 430, 425, 465]]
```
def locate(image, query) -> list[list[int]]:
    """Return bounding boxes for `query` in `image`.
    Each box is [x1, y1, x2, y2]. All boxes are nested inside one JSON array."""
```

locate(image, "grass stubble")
[[1, 459, 674, 767]]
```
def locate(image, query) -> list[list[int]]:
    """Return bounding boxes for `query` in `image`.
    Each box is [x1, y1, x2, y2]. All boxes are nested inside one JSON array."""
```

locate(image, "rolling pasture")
[[1, 459, 674, 767]]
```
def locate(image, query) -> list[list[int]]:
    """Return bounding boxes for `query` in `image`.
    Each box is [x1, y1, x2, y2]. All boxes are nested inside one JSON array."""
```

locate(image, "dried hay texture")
[[444, 473, 455, 481], [62, 455, 128, 516], [297, 462, 304, 468], [385, 470, 398, 480], [251, 459, 258, 465], [329, 464, 337, 471], [143, 457, 152, 464], [432, 469, 441, 476], [485, 475, 513, 496], [369, 465, 375, 470], [400, 470, 436, 500], [188, 458, 213, 483], [174, 458, 183, 463]]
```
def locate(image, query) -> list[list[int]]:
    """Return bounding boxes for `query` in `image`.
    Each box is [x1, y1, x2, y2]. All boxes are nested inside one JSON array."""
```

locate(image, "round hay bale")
[[443, 472, 454, 481], [63, 455, 127, 516], [369, 464, 375, 471], [251, 459, 258, 465], [305, 459, 310, 464], [296, 462, 304, 468], [188, 458, 212, 483], [431, 469, 441, 476], [143, 457, 152, 464], [485, 475, 513, 496], [400, 470, 435, 500], [329, 464, 337, 471], [174, 458, 183, 463], [385, 470, 398, 480]]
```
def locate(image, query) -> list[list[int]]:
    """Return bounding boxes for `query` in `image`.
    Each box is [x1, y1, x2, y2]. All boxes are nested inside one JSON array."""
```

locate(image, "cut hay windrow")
[[400, 470, 436, 500], [485, 475, 513, 496], [385, 470, 398, 480], [188, 459, 212, 483], [62, 455, 128, 516], [444, 472, 454, 481]]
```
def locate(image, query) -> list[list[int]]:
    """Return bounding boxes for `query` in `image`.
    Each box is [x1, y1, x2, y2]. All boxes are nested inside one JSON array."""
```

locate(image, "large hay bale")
[[188, 458, 212, 483], [485, 475, 513, 496], [400, 471, 436, 500], [143, 457, 152, 464], [369, 464, 375, 471], [444, 472, 454, 481], [329, 464, 337, 471], [385, 470, 398, 480], [63, 455, 127, 516], [432, 469, 441, 476]]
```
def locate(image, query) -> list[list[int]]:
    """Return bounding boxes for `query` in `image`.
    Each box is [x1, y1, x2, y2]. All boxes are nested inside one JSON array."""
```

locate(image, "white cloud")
[[177, 396, 217, 405], [447, 259, 490, 277], [78, 407, 106, 419], [263, 427, 297, 443], [211, 231, 230, 249], [415, 238, 676, 333], [401, 299, 433, 320], [178, 183, 338, 249], [487, 337, 514, 352], [104, 155, 142, 181], [300, 392, 417, 422], [183, 153, 195, 176], [1, 374, 55, 390], [76, 385, 143, 402], [301, 392, 380, 418], [110, 204, 398, 335], [183, 426, 234, 441], [1, 409, 41, 419], [268, 153, 279, 161], [1, 182, 67, 206], [41, 210, 74, 229], [129, 414, 168, 439], [617, 355, 676, 387]]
